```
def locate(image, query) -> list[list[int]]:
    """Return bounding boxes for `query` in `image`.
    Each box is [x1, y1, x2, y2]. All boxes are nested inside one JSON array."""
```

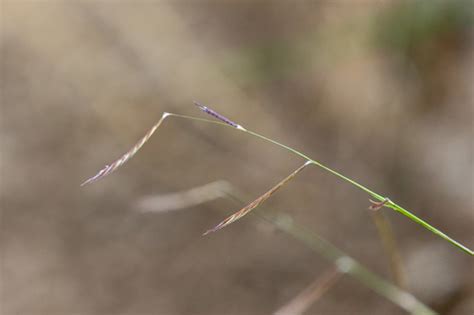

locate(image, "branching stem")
[[83, 111, 473, 255], [167, 113, 473, 255]]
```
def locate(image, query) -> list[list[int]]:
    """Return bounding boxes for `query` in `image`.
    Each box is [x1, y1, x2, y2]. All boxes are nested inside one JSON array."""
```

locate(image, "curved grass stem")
[[83, 111, 473, 256]]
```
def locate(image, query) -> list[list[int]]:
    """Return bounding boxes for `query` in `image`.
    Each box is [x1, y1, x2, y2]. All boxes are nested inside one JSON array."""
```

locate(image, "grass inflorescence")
[[82, 102, 473, 256]]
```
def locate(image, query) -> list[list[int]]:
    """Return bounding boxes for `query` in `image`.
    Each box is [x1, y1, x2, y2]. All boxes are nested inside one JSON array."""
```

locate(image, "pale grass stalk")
[[258, 211, 435, 315], [274, 266, 342, 315], [370, 210, 407, 289], [137, 180, 231, 213]]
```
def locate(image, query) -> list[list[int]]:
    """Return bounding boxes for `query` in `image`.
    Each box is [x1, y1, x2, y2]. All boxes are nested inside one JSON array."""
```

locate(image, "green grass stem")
[[168, 113, 473, 255]]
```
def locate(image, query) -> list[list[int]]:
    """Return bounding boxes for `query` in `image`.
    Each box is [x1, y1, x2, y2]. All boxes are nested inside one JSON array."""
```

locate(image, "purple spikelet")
[[193, 101, 245, 130]]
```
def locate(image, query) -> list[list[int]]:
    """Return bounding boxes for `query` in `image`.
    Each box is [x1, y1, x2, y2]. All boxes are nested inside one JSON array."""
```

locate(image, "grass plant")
[[82, 101, 474, 314], [83, 102, 473, 256]]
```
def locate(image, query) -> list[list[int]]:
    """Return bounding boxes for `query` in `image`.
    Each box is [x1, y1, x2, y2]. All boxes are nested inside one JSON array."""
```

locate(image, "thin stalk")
[[274, 266, 342, 315], [167, 113, 473, 255], [370, 210, 406, 289]]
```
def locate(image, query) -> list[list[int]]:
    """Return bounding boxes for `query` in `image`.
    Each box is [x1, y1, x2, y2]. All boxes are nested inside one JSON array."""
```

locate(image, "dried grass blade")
[[203, 161, 311, 235], [81, 112, 170, 186]]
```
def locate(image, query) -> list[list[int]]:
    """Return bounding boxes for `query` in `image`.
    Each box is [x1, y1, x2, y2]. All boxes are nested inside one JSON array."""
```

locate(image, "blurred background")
[[1, 1, 473, 314]]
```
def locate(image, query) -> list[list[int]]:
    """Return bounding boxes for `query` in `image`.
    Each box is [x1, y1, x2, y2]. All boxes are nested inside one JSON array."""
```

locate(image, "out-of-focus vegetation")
[[377, 0, 473, 54], [2, 1, 473, 315], [375, 0, 474, 111]]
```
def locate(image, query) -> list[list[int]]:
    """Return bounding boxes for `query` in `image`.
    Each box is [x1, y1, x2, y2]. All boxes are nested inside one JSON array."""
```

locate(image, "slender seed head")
[[193, 101, 244, 130]]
